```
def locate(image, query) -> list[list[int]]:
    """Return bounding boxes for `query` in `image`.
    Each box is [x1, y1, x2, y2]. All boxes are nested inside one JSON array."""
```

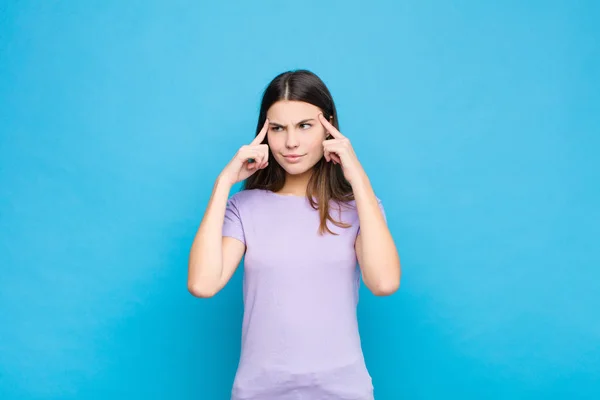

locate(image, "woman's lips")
[[282, 154, 305, 163]]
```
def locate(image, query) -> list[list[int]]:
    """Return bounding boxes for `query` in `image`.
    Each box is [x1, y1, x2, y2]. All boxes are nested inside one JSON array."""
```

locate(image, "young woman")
[[188, 69, 401, 399]]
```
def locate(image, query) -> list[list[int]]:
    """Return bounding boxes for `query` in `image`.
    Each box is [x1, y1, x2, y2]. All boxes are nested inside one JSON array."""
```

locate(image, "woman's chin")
[[282, 165, 309, 176], [280, 162, 313, 176]]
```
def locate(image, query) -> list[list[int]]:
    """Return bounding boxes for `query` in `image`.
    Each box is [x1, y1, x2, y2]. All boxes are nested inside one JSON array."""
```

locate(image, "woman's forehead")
[[267, 100, 320, 122]]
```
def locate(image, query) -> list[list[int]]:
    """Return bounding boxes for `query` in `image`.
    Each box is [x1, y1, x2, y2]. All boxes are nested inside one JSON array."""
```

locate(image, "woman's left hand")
[[319, 113, 366, 185]]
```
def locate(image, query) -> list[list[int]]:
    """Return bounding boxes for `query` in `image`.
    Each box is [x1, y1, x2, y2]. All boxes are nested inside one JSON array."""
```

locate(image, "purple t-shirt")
[[222, 188, 386, 400]]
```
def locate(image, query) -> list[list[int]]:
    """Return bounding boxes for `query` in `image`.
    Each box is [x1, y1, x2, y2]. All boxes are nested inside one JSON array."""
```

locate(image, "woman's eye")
[[270, 124, 310, 132]]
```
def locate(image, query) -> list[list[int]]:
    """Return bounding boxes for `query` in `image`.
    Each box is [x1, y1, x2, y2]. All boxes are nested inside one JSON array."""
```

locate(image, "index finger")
[[318, 113, 344, 139], [251, 118, 269, 145]]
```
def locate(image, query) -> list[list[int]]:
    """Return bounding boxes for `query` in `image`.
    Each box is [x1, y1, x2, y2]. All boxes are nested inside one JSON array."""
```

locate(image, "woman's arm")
[[187, 177, 245, 298], [188, 121, 270, 298], [353, 173, 401, 296], [316, 112, 401, 296]]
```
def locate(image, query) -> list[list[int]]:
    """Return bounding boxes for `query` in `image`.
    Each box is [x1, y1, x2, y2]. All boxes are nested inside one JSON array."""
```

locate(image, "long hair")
[[243, 69, 354, 235]]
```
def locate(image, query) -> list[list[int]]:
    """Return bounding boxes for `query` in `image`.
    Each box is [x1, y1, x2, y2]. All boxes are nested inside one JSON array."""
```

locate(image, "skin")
[[266, 100, 331, 195], [187, 100, 401, 297]]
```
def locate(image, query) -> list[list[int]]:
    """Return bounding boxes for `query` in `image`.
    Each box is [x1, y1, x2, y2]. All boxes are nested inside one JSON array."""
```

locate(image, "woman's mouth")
[[282, 154, 305, 163]]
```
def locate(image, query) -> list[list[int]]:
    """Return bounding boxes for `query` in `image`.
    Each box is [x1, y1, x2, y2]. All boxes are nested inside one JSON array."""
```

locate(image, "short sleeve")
[[357, 198, 387, 235], [222, 195, 246, 245]]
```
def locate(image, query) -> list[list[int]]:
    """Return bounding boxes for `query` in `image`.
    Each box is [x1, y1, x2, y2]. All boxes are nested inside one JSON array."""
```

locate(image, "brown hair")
[[243, 69, 354, 235]]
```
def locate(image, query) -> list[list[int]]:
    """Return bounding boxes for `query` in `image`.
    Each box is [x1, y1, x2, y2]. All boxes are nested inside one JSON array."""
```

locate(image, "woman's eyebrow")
[[268, 118, 315, 127]]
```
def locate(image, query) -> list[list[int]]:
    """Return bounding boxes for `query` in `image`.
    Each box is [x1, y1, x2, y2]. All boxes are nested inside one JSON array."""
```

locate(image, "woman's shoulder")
[[333, 195, 386, 221], [228, 188, 269, 206], [335, 195, 384, 209]]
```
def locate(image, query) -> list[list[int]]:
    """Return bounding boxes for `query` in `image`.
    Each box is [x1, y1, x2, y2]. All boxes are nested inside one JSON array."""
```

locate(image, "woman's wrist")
[[216, 172, 235, 189]]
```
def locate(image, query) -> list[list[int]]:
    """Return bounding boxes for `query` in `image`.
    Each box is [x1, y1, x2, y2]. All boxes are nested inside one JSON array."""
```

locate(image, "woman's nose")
[[285, 131, 300, 148]]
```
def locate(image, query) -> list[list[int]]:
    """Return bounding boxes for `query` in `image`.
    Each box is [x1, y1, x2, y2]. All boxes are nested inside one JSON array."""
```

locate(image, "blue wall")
[[1, 1, 598, 399]]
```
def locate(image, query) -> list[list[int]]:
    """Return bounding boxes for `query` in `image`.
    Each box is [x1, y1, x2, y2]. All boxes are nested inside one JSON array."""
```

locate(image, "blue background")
[[1, 1, 598, 399]]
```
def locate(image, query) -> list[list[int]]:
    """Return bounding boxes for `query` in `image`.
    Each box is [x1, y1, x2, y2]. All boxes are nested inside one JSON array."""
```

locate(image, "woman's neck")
[[278, 170, 313, 196]]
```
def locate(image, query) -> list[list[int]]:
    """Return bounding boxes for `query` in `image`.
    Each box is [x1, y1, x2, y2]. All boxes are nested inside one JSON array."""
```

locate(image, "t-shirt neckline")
[[262, 189, 311, 200]]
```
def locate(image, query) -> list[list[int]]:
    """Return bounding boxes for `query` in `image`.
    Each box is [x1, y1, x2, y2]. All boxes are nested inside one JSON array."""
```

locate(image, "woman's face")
[[266, 100, 330, 175]]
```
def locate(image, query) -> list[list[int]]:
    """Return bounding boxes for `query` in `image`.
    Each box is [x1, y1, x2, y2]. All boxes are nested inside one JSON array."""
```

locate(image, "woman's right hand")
[[218, 118, 270, 186]]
